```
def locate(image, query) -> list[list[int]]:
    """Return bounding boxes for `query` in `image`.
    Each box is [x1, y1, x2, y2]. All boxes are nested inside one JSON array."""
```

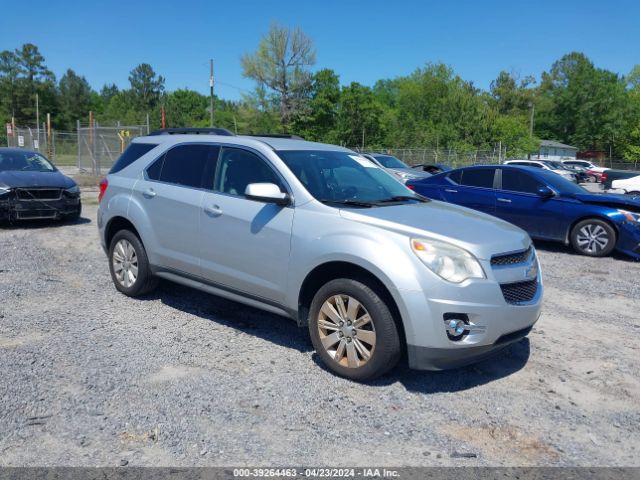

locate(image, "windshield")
[[541, 171, 588, 195], [277, 150, 423, 205], [0, 151, 56, 172], [371, 154, 408, 169]]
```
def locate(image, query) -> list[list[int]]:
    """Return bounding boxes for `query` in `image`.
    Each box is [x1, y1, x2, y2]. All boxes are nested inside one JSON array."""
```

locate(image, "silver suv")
[[98, 128, 543, 380]]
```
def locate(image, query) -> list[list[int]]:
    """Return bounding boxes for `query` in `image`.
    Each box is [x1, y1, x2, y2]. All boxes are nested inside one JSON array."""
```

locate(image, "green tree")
[[335, 82, 383, 147], [241, 22, 316, 130], [128, 63, 165, 113], [292, 68, 341, 141], [164, 89, 208, 127], [57, 69, 93, 129], [0, 50, 22, 119], [536, 52, 628, 154]]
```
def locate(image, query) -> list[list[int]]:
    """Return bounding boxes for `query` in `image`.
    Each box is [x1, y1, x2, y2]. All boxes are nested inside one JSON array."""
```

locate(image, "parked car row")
[[4, 134, 638, 382]]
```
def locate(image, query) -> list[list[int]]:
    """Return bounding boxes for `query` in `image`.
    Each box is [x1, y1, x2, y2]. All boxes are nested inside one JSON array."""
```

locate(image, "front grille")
[[16, 188, 62, 201], [491, 247, 532, 266], [500, 279, 538, 305]]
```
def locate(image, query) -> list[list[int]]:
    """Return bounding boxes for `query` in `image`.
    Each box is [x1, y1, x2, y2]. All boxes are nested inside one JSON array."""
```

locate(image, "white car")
[[611, 175, 640, 195], [561, 159, 607, 173], [503, 160, 577, 183]]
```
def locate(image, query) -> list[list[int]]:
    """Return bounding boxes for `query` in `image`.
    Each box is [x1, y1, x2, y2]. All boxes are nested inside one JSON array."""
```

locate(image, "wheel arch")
[[565, 215, 619, 245], [297, 261, 406, 347], [104, 216, 142, 250]]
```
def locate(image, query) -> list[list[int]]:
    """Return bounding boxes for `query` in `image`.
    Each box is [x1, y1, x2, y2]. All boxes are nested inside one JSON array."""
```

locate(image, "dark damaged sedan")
[[0, 148, 81, 223]]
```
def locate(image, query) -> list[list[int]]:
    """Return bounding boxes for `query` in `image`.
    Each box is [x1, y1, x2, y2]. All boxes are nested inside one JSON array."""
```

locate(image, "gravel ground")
[[0, 203, 639, 467]]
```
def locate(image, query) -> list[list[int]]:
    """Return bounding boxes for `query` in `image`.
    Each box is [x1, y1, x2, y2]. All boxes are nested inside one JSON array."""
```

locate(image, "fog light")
[[443, 313, 469, 341], [446, 319, 466, 337]]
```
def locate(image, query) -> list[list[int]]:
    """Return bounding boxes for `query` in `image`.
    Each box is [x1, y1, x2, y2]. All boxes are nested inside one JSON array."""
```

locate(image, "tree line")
[[1, 26, 639, 159]]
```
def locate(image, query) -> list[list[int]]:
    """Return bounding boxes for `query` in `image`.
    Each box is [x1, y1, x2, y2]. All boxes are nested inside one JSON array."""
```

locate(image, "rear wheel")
[[570, 218, 616, 257], [308, 278, 401, 381], [108, 229, 158, 296]]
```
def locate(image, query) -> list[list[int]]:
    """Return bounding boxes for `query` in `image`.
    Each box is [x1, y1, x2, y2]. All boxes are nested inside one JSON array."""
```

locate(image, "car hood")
[[339, 201, 530, 260], [0, 170, 75, 189], [572, 192, 640, 211]]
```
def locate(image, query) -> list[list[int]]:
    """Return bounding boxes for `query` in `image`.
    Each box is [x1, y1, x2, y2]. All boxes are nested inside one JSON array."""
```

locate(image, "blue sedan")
[[407, 165, 640, 259]]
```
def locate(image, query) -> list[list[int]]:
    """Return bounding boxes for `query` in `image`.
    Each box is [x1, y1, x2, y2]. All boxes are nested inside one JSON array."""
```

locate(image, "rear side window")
[[150, 144, 220, 189], [109, 143, 156, 174], [501, 169, 544, 194], [459, 168, 496, 188]]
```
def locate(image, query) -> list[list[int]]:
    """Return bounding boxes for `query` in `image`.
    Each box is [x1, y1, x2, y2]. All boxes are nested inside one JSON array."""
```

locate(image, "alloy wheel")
[[317, 294, 376, 369], [112, 239, 139, 288], [576, 223, 610, 254]]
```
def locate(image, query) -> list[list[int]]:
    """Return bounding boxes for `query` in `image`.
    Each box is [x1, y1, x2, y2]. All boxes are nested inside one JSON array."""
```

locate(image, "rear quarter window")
[[109, 143, 157, 174]]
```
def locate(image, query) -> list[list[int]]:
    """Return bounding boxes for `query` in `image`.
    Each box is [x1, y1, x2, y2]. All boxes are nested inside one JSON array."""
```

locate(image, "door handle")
[[204, 204, 223, 217], [497, 198, 512, 203], [444, 189, 458, 193], [142, 188, 156, 199]]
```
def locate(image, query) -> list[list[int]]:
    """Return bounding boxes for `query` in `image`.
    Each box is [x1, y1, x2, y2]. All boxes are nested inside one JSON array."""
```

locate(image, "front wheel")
[[570, 219, 616, 257], [308, 278, 402, 381], [108, 229, 158, 296]]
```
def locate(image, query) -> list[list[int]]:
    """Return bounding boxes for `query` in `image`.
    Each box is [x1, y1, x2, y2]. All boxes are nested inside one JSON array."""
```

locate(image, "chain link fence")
[[5, 125, 640, 174], [6, 123, 147, 175]]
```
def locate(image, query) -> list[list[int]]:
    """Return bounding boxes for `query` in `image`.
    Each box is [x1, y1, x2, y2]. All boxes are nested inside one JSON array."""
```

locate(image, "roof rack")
[[244, 133, 304, 140], [148, 128, 235, 136]]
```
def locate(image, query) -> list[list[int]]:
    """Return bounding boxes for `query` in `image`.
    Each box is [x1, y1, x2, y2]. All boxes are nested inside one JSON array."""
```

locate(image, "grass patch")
[[74, 175, 103, 188]]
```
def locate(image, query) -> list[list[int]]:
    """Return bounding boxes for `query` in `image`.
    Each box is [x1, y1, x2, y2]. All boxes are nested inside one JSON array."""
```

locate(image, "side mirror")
[[536, 186, 554, 198], [245, 183, 290, 206]]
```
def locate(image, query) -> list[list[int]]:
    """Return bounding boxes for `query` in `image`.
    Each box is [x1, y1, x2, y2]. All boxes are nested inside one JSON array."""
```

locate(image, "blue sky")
[[1, 0, 638, 100]]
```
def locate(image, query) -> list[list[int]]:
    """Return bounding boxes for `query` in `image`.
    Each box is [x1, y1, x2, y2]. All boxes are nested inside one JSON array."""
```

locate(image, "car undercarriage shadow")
[[532, 239, 639, 262], [145, 280, 530, 391], [146, 281, 313, 353], [0, 216, 91, 229]]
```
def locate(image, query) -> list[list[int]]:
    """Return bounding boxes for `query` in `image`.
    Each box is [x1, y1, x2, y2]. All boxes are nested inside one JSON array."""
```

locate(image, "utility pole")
[[209, 59, 215, 127], [35, 93, 40, 150]]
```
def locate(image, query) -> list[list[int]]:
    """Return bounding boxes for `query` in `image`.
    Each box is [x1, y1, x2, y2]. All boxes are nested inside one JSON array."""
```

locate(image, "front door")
[[198, 147, 294, 304]]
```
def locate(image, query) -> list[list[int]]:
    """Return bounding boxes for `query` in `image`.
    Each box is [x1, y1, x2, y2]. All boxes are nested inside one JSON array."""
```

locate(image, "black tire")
[[308, 278, 402, 381], [627, 191, 640, 196], [108, 229, 158, 296], [570, 218, 617, 257]]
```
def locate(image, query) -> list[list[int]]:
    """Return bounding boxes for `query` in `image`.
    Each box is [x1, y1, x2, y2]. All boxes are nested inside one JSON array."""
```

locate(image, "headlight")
[[0, 186, 10, 195], [66, 185, 80, 194], [411, 238, 486, 283], [619, 210, 640, 223]]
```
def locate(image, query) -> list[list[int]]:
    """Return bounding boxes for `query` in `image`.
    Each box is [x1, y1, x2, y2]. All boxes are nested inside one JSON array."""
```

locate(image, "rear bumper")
[[407, 325, 533, 370]]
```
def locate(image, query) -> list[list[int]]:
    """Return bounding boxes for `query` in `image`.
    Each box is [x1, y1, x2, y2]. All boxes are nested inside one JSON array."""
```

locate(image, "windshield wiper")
[[375, 195, 428, 203], [318, 199, 375, 208]]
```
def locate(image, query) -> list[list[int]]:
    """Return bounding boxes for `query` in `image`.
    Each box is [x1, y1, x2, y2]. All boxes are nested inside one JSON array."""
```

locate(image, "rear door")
[[495, 168, 565, 240], [440, 167, 498, 214], [134, 143, 219, 275]]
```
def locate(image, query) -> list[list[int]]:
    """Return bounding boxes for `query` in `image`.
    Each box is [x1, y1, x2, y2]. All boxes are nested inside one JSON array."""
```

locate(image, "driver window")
[[501, 169, 544, 194], [215, 147, 283, 197]]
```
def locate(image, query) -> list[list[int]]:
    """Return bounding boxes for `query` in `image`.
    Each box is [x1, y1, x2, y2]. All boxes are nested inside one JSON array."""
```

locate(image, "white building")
[[531, 140, 578, 160]]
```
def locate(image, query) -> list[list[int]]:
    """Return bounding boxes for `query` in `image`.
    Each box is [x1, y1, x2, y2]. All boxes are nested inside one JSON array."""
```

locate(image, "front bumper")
[[616, 221, 640, 260], [0, 189, 81, 221], [395, 248, 543, 371], [407, 325, 533, 370]]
